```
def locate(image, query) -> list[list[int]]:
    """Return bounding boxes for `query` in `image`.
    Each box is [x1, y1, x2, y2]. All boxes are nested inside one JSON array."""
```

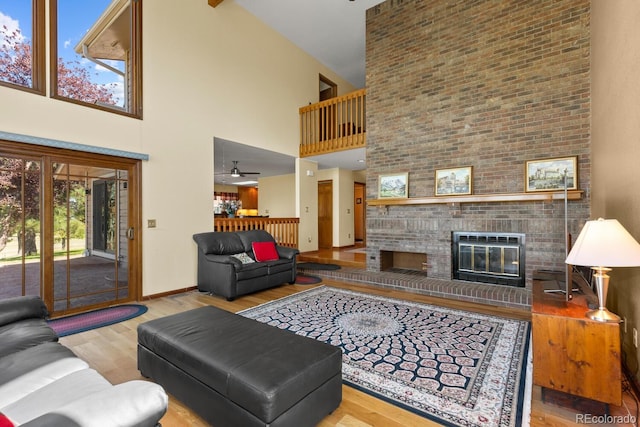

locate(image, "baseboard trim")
[[142, 286, 198, 301]]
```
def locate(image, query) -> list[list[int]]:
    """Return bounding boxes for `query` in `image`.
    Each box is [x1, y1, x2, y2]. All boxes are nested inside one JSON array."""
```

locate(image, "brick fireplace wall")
[[365, 0, 591, 289]]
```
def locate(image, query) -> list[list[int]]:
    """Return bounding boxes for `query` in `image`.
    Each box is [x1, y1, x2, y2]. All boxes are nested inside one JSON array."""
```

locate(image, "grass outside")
[[0, 237, 86, 265]]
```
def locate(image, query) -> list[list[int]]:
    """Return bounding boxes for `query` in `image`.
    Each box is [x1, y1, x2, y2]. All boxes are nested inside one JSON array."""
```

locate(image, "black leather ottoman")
[[137, 305, 342, 427]]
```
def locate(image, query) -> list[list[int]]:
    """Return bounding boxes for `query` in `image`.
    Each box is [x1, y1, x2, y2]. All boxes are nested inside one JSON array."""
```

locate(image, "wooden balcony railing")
[[299, 88, 366, 157], [213, 217, 300, 248]]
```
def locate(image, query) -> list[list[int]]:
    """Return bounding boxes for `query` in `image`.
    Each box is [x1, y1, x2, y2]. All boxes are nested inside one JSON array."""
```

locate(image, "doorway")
[[319, 74, 337, 142], [0, 141, 141, 316], [319, 74, 337, 101], [318, 180, 333, 249], [354, 182, 366, 243]]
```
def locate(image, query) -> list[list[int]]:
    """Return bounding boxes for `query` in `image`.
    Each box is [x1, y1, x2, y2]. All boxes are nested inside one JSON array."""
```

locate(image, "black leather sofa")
[[0, 295, 168, 427], [192, 230, 300, 300]]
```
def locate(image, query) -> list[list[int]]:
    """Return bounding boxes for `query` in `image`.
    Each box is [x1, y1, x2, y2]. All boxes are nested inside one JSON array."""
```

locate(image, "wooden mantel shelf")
[[367, 190, 583, 206]]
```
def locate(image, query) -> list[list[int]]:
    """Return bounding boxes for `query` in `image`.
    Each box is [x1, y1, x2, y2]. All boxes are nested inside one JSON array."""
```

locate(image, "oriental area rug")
[[238, 286, 530, 427]]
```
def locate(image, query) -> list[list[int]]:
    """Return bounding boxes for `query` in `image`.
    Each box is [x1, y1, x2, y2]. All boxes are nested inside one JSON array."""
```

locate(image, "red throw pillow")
[[252, 241, 279, 262], [0, 414, 14, 427]]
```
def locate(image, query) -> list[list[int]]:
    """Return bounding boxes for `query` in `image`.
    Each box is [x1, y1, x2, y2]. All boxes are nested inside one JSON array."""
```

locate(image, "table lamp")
[[565, 218, 640, 322]]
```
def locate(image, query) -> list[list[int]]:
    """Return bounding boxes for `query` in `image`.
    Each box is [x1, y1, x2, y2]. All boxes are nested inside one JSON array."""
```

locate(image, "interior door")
[[354, 182, 366, 242], [318, 181, 333, 249], [319, 74, 337, 141]]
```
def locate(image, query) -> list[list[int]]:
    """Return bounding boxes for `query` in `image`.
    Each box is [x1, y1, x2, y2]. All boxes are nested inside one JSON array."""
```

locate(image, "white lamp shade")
[[566, 218, 640, 267]]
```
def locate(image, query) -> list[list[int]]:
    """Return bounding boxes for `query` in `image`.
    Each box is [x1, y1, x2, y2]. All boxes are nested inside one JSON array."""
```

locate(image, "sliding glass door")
[[52, 162, 132, 313], [0, 142, 141, 316]]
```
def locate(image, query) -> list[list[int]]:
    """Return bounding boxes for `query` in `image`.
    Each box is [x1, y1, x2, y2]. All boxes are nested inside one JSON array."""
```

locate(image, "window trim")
[[49, 0, 143, 119], [0, 0, 46, 95]]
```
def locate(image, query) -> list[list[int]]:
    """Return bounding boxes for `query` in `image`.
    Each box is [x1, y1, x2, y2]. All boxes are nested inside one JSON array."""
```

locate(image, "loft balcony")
[[299, 89, 366, 157]]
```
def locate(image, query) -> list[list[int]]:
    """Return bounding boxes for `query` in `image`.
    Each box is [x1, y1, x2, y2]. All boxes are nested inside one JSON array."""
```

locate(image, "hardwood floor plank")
[[57, 274, 634, 426]]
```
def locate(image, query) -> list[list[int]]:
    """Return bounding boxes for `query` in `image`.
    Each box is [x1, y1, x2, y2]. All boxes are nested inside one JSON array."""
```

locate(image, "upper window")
[[0, 0, 45, 93], [51, 0, 142, 117]]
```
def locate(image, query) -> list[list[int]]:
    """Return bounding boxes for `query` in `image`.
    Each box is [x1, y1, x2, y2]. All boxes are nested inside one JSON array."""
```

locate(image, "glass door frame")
[[0, 140, 142, 316]]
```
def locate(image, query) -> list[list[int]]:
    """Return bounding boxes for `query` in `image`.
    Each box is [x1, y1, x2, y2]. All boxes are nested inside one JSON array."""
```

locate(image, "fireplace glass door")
[[458, 244, 519, 277], [452, 231, 525, 287]]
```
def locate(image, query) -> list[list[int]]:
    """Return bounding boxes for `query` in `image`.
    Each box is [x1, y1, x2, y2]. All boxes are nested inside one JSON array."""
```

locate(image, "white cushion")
[[23, 381, 169, 427], [0, 357, 88, 408], [232, 252, 255, 264], [2, 368, 111, 424]]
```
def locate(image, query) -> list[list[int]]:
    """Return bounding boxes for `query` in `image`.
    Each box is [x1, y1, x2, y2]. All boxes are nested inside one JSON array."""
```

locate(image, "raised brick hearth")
[[298, 265, 530, 310], [365, 0, 591, 292]]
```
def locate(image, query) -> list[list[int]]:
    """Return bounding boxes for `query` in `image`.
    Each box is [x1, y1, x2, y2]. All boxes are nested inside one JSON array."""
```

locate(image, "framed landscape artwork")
[[378, 173, 408, 199], [435, 166, 473, 196], [525, 156, 578, 192]]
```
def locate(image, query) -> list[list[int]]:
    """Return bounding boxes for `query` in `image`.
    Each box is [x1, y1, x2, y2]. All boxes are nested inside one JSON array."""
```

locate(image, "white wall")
[[296, 158, 318, 253], [214, 184, 239, 193], [353, 170, 367, 183], [0, 0, 355, 296], [337, 168, 356, 247], [591, 0, 640, 382], [258, 174, 296, 218]]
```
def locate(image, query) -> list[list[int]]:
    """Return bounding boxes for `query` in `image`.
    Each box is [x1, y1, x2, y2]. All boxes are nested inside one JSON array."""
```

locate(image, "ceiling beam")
[[208, 0, 224, 7]]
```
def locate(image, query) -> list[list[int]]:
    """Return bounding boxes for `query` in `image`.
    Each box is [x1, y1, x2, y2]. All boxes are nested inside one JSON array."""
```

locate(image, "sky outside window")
[[57, 0, 125, 107], [0, 2, 31, 39], [0, 0, 34, 87], [0, 0, 125, 106]]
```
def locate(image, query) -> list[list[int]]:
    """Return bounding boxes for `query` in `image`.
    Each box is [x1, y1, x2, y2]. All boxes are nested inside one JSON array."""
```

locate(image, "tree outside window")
[[0, 0, 141, 117], [52, 0, 141, 115], [0, 157, 41, 258], [53, 0, 125, 109], [0, 0, 42, 91]]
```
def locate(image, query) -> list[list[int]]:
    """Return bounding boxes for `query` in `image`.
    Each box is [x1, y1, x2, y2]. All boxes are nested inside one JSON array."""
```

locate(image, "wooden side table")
[[532, 270, 622, 406]]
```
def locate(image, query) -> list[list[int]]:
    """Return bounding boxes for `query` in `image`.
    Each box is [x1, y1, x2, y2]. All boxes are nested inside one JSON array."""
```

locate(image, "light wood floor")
[[59, 257, 638, 426]]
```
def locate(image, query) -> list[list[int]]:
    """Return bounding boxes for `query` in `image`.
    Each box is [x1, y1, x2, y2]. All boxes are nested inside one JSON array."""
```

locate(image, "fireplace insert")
[[452, 231, 525, 287]]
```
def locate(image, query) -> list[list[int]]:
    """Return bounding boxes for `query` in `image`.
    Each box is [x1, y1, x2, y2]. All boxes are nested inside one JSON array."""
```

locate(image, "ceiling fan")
[[216, 161, 260, 178]]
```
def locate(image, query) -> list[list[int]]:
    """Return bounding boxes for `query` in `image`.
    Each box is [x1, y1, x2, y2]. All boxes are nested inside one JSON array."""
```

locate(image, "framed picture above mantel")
[[525, 156, 578, 192], [378, 172, 408, 199], [435, 166, 473, 196]]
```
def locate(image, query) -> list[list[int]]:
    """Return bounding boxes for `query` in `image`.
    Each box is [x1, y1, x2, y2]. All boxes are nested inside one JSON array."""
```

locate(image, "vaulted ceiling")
[[211, 0, 383, 185], [210, 0, 383, 87]]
